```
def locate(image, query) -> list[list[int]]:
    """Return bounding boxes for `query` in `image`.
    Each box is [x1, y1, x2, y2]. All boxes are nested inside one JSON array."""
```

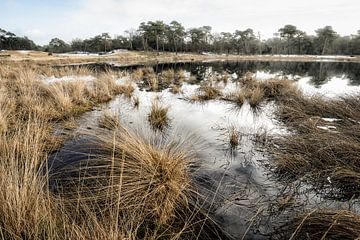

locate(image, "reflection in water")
[[147, 61, 360, 86], [50, 60, 360, 239]]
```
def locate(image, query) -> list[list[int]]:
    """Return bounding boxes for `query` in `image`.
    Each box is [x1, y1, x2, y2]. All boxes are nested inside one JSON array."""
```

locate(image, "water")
[[48, 60, 360, 239]]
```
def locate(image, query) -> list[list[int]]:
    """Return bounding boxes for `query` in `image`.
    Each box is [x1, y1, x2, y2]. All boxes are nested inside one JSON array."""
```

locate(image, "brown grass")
[[148, 101, 170, 131], [228, 126, 240, 149], [248, 86, 265, 109], [117, 82, 135, 98], [98, 112, 121, 130], [47, 125, 227, 239], [191, 84, 222, 101], [161, 69, 175, 84], [274, 209, 360, 240], [170, 84, 182, 94], [267, 93, 360, 199], [0, 63, 230, 239]]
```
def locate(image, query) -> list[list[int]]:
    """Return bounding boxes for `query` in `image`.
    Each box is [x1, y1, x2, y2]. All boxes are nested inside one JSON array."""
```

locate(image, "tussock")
[[228, 125, 240, 149], [49, 126, 227, 239], [191, 84, 222, 101], [148, 101, 170, 131], [98, 112, 121, 130], [117, 83, 135, 98], [274, 209, 360, 240]]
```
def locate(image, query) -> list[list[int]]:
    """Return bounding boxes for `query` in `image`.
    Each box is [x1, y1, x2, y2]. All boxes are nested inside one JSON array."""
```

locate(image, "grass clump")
[[275, 209, 360, 240], [117, 83, 135, 98], [228, 126, 240, 149], [148, 101, 170, 131], [248, 86, 265, 110], [98, 112, 121, 130], [191, 84, 222, 101], [48, 125, 227, 239], [161, 69, 175, 84], [267, 93, 360, 199]]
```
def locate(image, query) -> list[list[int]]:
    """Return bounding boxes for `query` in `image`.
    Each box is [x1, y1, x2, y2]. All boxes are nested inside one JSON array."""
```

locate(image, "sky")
[[1, 0, 359, 45]]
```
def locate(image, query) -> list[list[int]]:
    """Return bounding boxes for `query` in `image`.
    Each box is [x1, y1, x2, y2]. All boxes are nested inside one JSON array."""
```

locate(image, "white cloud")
[[7, 0, 360, 44]]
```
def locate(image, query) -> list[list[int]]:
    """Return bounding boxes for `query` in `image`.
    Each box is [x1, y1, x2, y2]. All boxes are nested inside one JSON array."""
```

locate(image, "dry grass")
[[98, 112, 121, 130], [148, 101, 170, 131], [274, 209, 360, 240], [266, 93, 360, 199], [48, 125, 227, 239], [227, 91, 246, 108], [191, 84, 222, 101], [248, 86, 265, 110], [175, 70, 186, 82], [161, 69, 175, 84], [117, 83, 135, 98], [228, 126, 240, 149], [225, 74, 300, 112], [0, 63, 230, 239], [170, 84, 182, 94], [131, 67, 160, 91]]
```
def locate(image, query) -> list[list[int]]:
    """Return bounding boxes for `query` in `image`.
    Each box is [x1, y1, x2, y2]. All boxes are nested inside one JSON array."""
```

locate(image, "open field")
[[0, 59, 360, 239], [1, 50, 359, 66]]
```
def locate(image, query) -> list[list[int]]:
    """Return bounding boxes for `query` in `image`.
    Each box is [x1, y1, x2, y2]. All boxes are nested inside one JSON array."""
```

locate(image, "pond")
[[48, 60, 360, 239]]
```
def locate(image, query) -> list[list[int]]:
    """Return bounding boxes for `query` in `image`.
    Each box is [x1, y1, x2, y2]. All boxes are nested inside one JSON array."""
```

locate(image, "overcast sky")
[[1, 0, 359, 45]]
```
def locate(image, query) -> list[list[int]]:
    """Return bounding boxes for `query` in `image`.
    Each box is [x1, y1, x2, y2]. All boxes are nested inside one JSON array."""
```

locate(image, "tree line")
[[0, 28, 38, 50], [1, 22, 360, 55]]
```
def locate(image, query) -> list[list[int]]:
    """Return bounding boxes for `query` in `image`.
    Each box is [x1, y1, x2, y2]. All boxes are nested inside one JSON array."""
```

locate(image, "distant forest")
[[1, 21, 360, 55]]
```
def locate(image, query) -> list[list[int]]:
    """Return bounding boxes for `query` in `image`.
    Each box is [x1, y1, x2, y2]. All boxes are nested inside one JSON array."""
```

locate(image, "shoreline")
[[1, 50, 359, 66]]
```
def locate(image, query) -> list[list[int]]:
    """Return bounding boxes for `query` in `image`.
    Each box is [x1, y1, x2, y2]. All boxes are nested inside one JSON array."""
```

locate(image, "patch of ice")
[[58, 52, 100, 57], [17, 50, 31, 54]]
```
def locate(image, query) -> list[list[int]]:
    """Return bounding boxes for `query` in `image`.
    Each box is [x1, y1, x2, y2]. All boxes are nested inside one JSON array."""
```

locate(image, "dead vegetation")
[[0, 63, 228, 239], [148, 101, 170, 131], [98, 112, 121, 130], [274, 209, 360, 240], [131, 67, 185, 92], [228, 125, 240, 149], [191, 84, 223, 101], [267, 95, 360, 199], [48, 125, 227, 239], [226, 72, 301, 110]]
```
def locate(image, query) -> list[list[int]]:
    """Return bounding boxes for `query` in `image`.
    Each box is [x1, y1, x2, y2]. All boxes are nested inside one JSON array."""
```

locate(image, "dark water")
[[155, 61, 360, 85], [72, 60, 360, 86]]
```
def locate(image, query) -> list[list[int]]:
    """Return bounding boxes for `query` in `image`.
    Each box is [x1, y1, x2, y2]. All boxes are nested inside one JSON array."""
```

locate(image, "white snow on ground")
[[17, 50, 31, 54], [58, 52, 100, 57], [42, 75, 96, 84], [58, 49, 128, 57]]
